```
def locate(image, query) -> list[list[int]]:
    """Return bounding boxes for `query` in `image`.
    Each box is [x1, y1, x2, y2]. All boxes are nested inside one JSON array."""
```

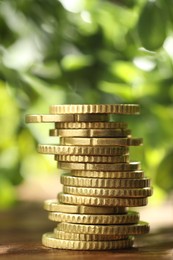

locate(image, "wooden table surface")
[[0, 202, 173, 260]]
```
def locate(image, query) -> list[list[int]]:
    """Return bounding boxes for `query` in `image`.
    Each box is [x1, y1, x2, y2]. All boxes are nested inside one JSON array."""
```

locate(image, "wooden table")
[[0, 202, 173, 260]]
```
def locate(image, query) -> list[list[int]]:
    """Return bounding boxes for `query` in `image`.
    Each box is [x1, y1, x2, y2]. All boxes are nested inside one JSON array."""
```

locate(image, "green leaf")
[[61, 55, 93, 71], [155, 149, 173, 193], [98, 81, 134, 101], [137, 1, 167, 50]]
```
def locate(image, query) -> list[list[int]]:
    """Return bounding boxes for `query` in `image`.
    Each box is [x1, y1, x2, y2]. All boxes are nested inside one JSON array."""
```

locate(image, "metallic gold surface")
[[54, 230, 128, 241], [71, 170, 144, 179], [58, 193, 148, 207], [42, 232, 134, 250], [25, 103, 152, 251], [43, 200, 127, 214], [50, 128, 131, 137], [63, 186, 153, 198], [38, 144, 129, 156], [55, 154, 129, 163], [60, 137, 143, 146], [57, 221, 149, 235], [48, 211, 139, 224], [25, 113, 109, 123], [58, 161, 141, 171], [55, 121, 128, 129], [49, 104, 140, 115], [60, 175, 150, 188]]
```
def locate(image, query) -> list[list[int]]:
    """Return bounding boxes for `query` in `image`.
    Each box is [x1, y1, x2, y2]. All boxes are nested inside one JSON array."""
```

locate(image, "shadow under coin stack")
[[25, 104, 152, 250]]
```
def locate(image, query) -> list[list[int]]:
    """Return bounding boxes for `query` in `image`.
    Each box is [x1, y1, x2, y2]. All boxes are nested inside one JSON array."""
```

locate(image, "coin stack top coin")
[[25, 104, 152, 250]]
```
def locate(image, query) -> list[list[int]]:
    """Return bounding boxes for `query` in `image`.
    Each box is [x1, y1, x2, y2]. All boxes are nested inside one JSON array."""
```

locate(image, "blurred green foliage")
[[0, 0, 173, 208]]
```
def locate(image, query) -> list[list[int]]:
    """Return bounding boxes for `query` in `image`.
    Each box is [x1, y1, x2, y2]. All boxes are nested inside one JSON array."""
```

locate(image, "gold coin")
[[71, 170, 144, 179], [38, 144, 129, 156], [25, 114, 109, 123], [60, 137, 143, 146], [58, 193, 148, 207], [55, 121, 128, 129], [49, 104, 140, 115], [58, 161, 141, 171], [50, 128, 131, 137], [63, 186, 153, 198], [60, 175, 150, 188], [55, 154, 129, 163], [57, 221, 149, 235], [43, 200, 127, 214], [48, 211, 139, 224], [54, 230, 128, 241], [42, 232, 134, 250]]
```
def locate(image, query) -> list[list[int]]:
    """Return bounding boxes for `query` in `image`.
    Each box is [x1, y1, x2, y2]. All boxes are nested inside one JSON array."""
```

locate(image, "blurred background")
[[0, 0, 173, 228]]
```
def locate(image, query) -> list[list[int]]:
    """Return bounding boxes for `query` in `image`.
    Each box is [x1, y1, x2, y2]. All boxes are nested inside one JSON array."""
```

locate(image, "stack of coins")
[[25, 104, 152, 250]]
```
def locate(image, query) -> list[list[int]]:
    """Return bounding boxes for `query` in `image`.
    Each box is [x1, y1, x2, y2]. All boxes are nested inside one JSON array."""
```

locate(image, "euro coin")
[[55, 154, 129, 163], [43, 200, 127, 214], [48, 211, 139, 224], [50, 128, 131, 137], [42, 232, 134, 250], [71, 170, 144, 179], [58, 161, 141, 171], [49, 104, 140, 115], [57, 221, 149, 235], [55, 121, 128, 129], [25, 113, 109, 123], [58, 193, 148, 207], [60, 175, 150, 188], [60, 137, 143, 146], [63, 186, 153, 198], [54, 230, 128, 241], [38, 144, 129, 156]]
